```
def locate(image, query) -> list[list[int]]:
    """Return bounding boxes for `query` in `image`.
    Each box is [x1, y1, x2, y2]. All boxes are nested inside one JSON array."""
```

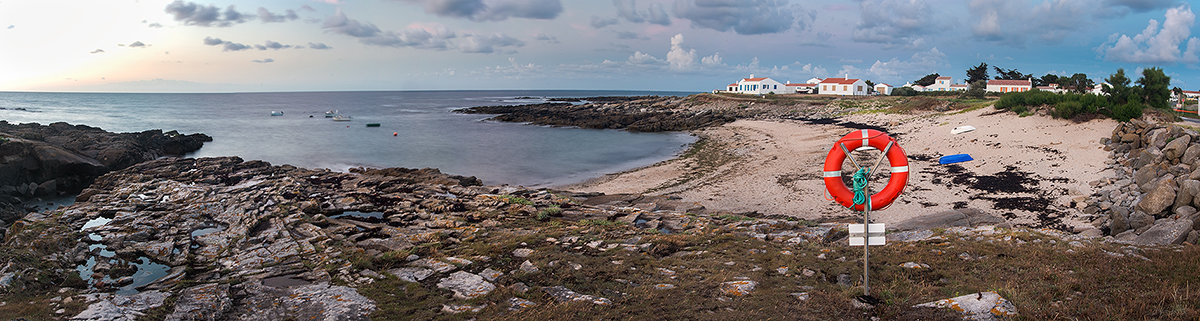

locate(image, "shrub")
[[891, 87, 918, 96], [1112, 101, 1144, 122], [1053, 101, 1085, 119]]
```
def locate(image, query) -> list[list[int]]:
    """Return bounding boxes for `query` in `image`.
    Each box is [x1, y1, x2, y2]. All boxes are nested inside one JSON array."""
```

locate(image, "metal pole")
[[863, 191, 870, 294]]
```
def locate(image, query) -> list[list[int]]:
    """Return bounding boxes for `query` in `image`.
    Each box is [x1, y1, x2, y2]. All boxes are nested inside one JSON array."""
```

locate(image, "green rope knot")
[[851, 168, 869, 206]]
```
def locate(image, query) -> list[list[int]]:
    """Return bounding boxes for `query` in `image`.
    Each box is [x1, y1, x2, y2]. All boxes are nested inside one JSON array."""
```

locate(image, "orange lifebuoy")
[[823, 129, 909, 211]]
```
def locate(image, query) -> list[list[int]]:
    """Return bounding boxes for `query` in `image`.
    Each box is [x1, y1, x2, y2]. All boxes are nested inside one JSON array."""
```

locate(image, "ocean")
[[0, 90, 698, 187]]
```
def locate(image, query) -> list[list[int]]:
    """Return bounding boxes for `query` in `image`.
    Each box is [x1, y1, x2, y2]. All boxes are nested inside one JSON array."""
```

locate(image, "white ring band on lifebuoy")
[[822, 129, 909, 211]]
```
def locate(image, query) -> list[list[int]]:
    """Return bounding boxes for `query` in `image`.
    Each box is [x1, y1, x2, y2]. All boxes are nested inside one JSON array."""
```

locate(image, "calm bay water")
[[0, 90, 698, 187]]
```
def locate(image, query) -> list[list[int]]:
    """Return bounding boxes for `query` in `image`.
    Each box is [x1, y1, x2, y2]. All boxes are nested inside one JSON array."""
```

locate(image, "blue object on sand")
[[939, 154, 974, 164]]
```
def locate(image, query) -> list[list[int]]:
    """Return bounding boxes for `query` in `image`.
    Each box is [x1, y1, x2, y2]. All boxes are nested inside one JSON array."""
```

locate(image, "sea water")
[[0, 90, 697, 186]]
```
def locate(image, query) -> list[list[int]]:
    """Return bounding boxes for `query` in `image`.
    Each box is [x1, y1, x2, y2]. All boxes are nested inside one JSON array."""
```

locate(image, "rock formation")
[[0, 121, 211, 230]]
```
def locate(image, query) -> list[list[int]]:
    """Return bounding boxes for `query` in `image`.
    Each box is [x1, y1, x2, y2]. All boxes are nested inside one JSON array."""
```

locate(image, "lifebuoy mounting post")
[[822, 129, 909, 295]]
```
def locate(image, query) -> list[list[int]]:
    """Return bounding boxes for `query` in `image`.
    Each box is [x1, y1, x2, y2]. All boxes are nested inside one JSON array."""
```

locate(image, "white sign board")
[[849, 223, 886, 246]]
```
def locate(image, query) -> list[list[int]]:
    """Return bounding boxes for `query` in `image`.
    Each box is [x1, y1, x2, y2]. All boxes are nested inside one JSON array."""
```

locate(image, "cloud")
[[165, 1, 248, 27], [323, 11, 522, 53], [1105, 0, 1180, 12], [459, 33, 525, 53], [258, 7, 299, 23], [254, 40, 293, 50], [128, 41, 147, 48], [90, 49, 105, 54], [701, 52, 722, 66], [307, 42, 332, 49], [301, 5, 316, 12], [591, 16, 619, 28], [1100, 5, 1200, 64], [614, 0, 671, 26], [969, 0, 1135, 45], [534, 33, 559, 43], [627, 51, 662, 64], [203, 37, 251, 51], [837, 47, 948, 83], [666, 34, 696, 71], [6, 25, 12, 29], [853, 0, 936, 48], [615, 31, 647, 40], [252, 58, 275, 63], [673, 0, 810, 35], [397, 0, 563, 21], [148, 22, 163, 28]]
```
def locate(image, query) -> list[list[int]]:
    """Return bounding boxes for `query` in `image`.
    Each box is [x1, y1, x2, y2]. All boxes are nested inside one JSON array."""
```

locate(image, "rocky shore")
[[455, 94, 895, 132], [0, 121, 211, 231], [1088, 119, 1200, 244]]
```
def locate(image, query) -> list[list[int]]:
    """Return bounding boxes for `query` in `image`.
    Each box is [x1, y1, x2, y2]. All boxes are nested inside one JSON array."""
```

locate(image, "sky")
[[1, 0, 1199, 93]]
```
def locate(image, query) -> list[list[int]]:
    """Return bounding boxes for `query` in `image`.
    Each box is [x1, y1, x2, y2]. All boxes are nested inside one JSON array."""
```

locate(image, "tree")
[[993, 67, 1032, 81], [1104, 68, 1135, 105], [864, 80, 876, 93], [1036, 74, 1060, 87], [966, 80, 987, 99], [1058, 73, 1093, 93], [966, 62, 989, 84], [914, 73, 940, 87], [1137, 67, 1171, 109]]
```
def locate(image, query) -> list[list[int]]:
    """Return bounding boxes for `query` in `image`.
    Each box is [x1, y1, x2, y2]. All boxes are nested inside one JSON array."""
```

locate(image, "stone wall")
[[1092, 119, 1200, 245]]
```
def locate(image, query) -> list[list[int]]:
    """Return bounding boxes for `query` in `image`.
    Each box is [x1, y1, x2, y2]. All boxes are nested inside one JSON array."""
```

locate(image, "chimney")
[[786, 80, 790, 84], [750, 74, 755, 78], [845, 74, 848, 79]]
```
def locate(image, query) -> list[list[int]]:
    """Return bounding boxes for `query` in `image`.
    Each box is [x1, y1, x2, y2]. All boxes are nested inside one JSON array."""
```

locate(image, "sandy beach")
[[571, 106, 1118, 230]]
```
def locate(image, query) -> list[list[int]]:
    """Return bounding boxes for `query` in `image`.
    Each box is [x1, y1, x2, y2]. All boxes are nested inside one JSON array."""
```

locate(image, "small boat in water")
[[365, 123, 381, 127], [270, 111, 284, 116], [332, 115, 352, 121], [324, 110, 337, 118]]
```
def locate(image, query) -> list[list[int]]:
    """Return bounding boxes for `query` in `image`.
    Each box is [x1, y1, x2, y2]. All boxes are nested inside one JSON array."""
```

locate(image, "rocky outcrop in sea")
[[0, 121, 210, 230]]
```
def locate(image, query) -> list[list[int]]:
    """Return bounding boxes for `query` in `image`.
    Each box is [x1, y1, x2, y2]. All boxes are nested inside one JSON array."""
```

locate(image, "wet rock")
[[436, 271, 496, 299], [543, 286, 612, 305], [165, 283, 231, 321], [914, 291, 1018, 321]]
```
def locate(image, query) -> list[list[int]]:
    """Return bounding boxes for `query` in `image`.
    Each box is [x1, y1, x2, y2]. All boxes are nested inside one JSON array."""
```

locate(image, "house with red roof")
[[726, 74, 785, 95], [986, 79, 1032, 93], [819, 77, 868, 96]]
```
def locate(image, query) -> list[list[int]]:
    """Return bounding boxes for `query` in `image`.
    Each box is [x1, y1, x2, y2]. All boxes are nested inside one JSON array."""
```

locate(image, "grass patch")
[[500, 195, 533, 206]]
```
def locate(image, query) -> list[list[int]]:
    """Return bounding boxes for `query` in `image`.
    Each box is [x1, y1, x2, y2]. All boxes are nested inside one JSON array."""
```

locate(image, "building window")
[[843, 86, 848, 91]]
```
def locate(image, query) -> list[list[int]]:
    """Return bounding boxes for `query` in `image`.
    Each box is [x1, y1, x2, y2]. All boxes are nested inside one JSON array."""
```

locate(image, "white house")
[[1183, 90, 1200, 99], [949, 84, 969, 91], [1035, 83, 1066, 93], [819, 77, 868, 96], [926, 76, 954, 91], [1091, 83, 1110, 95], [806, 77, 823, 84], [786, 82, 818, 94], [902, 82, 926, 92], [728, 75, 785, 95], [874, 83, 893, 95], [986, 79, 1032, 93]]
